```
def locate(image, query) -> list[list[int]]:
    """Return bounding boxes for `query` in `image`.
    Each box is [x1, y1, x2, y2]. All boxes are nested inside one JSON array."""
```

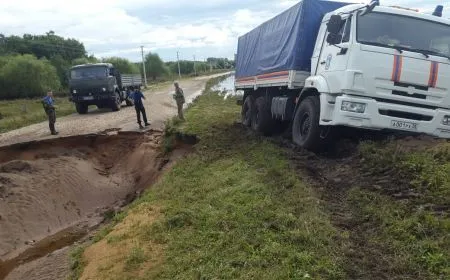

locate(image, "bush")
[[102, 57, 140, 74], [0, 54, 61, 99]]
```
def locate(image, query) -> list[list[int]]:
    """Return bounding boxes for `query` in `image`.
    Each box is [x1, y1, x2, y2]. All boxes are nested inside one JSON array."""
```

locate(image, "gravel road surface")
[[0, 73, 229, 147]]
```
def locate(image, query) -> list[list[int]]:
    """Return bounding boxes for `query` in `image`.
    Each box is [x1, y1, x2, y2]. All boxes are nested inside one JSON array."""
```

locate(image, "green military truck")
[[69, 63, 142, 114]]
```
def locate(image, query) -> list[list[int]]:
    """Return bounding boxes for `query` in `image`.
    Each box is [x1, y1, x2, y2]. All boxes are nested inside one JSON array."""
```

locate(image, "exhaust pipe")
[[433, 5, 443, 17]]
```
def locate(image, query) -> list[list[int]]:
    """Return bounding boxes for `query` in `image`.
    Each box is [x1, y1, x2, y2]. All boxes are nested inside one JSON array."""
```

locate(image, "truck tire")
[[251, 96, 274, 135], [125, 98, 134, 107], [241, 96, 254, 127], [75, 103, 88, 114], [292, 96, 321, 151], [111, 92, 121, 111]]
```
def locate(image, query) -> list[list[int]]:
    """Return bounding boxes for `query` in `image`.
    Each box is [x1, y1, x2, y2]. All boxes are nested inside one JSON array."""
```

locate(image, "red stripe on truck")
[[428, 62, 439, 88]]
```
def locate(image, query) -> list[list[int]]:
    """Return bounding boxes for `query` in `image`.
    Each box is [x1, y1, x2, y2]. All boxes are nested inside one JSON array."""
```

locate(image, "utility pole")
[[176, 51, 181, 79], [193, 55, 197, 76], [140, 46, 147, 87]]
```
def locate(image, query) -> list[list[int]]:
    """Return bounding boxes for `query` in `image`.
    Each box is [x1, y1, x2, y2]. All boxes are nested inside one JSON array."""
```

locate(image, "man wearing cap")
[[173, 82, 185, 120]]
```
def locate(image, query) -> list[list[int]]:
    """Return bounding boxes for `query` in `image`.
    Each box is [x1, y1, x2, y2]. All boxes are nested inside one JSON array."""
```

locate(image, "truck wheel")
[[111, 92, 121, 111], [241, 96, 254, 127], [292, 96, 321, 151], [251, 96, 274, 135], [125, 98, 134, 107], [75, 103, 88, 114]]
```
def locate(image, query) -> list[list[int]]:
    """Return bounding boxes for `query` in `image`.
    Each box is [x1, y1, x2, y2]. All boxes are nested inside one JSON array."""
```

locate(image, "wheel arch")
[[292, 75, 330, 120]]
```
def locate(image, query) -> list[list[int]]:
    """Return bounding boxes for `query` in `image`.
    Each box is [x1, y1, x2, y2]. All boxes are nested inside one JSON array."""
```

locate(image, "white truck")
[[235, 0, 450, 150]]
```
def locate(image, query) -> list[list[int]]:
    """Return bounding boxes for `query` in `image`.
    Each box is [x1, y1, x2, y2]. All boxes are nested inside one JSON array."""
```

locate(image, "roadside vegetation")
[[0, 97, 75, 133], [76, 78, 347, 280], [72, 78, 448, 279], [351, 140, 450, 278]]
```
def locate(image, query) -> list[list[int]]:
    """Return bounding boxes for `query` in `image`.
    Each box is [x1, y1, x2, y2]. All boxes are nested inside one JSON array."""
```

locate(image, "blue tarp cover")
[[235, 0, 350, 78]]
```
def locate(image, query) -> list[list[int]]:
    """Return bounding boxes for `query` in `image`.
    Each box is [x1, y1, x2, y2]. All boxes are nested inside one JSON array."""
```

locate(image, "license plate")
[[83, 96, 94, 100], [391, 120, 418, 131]]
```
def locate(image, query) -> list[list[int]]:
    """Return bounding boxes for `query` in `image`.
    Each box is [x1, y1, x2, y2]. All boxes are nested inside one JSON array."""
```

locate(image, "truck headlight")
[[442, 115, 450, 126], [73, 89, 77, 94], [341, 101, 367, 113], [102, 88, 107, 92]]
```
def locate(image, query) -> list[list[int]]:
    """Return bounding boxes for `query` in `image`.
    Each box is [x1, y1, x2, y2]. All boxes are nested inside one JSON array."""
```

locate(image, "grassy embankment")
[[0, 97, 74, 133], [74, 78, 346, 280], [72, 77, 449, 279], [350, 140, 450, 278]]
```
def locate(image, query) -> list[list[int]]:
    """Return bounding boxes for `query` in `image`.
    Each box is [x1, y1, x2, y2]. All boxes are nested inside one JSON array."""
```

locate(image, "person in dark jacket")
[[132, 86, 150, 129], [42, 90, 58, 135]]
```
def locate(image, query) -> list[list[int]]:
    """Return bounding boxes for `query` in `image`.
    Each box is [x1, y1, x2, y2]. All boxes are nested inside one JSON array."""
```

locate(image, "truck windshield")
[[70, 67, 108, 79], [357, 12, 450, 58]]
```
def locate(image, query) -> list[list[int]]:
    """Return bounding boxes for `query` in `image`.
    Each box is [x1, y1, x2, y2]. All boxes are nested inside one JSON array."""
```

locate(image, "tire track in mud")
[[270, 133, 447, 279]]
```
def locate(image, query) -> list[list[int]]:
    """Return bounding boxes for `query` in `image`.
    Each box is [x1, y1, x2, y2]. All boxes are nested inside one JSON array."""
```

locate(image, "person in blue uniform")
[[132, 86, 150, 129], [42, 90, 58, 135]]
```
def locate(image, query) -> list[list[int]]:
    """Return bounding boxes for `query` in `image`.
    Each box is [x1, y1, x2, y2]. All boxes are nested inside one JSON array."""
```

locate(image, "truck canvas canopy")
[[235, 0, 350, 79]]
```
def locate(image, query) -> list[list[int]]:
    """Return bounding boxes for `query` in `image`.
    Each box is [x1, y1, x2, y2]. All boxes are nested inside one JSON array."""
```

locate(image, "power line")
[[141, 46, 147, 87], [193, 55, 197, 76], [176, 51, 181, 79]]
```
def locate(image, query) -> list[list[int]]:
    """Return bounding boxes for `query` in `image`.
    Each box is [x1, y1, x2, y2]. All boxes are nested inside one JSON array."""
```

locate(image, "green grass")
[[122, 86, 345, 279], [68, 246, 86, 280], [92, 211, 127, 243], [0, 97, 75, 133], [350, 141, 450, 279], [76, 76, 449, 279], [124, 246, 147, 271]]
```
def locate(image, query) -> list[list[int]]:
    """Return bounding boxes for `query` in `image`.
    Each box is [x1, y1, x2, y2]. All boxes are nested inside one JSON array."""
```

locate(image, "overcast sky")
[[0, 0, 448, 62]]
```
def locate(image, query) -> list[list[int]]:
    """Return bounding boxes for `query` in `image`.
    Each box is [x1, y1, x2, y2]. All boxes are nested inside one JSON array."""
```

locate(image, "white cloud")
[[0, 0, 445, 61]]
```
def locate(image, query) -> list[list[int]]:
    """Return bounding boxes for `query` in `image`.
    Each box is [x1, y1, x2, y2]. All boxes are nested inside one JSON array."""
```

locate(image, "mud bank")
[[0, 130, 193, 279]]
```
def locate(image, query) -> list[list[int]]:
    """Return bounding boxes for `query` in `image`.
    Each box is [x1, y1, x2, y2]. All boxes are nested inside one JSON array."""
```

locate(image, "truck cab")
[[308, 3, 450, 139], [69, 63, 136, 114], [235, 0, 450, 151]]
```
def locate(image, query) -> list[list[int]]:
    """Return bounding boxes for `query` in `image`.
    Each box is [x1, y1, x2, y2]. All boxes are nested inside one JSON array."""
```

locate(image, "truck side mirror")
[[326, 33, 343, 45], [327, 15, 343, 34]]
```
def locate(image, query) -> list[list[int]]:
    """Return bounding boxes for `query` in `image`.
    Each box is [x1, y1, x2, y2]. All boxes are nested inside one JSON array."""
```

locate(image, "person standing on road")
[[42, 90, 58, 135], [132, 86, 150, 129], [173, 82, 185, 120]]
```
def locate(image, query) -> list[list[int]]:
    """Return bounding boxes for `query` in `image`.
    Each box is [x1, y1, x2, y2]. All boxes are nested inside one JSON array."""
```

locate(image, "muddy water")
[[211, 73, 244, 100]]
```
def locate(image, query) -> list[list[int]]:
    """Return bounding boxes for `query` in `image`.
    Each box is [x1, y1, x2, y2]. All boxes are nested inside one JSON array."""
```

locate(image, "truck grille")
[[77, 88, 105, 95], [392, 90, 426, 100], [379, 109, 433, 121]]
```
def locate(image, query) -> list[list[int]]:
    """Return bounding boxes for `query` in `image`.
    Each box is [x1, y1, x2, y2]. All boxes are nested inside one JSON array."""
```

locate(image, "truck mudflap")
[[324, 95, 450, 138], [236, 95, 244, 106]]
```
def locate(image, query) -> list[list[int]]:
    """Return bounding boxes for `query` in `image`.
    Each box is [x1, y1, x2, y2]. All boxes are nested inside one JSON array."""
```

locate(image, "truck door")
[[317, 16, 352, 74]]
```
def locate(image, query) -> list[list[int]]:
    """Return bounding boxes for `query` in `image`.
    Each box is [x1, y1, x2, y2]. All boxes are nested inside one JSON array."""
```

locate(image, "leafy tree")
[[0, 54, 60, 99], [102, 57, 139, 74], [50, 54, 71, 87], [145, 53, 168, 80], [1, 32, 86, 61], [71, 56, 98, 66]]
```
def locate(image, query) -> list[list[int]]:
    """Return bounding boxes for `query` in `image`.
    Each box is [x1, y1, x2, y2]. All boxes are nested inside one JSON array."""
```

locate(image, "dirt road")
[[0, 73, 229, 147]]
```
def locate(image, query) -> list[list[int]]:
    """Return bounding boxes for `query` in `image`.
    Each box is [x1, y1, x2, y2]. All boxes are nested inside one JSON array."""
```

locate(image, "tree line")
[[0, 31, 234, 100]]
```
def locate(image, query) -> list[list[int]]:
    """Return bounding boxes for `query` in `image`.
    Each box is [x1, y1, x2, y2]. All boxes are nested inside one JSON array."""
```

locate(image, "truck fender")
[[291, 76, 330, 121], [304, 76, 330, 94]]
